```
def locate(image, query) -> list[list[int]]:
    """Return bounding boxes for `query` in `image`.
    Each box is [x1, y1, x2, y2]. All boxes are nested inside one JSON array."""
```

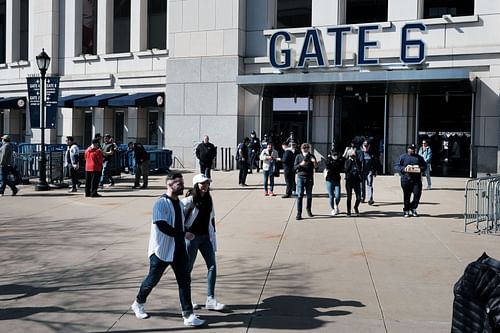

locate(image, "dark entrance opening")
[[272, 111, 307, 145], [418, 94, 471, 177]]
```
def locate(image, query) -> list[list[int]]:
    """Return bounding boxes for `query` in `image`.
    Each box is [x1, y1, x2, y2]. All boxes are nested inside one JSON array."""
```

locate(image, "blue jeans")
[[127, 151, 135, 174], [424, 163, 432, 187], [263, 170, 274, 193], [99, 160, 114, 185], [136, 252, 193, 317], [361, 171, 374, 202], [296, 176, 313, 214], [325, 180, 341, 209], [186, 234, 217, 298]]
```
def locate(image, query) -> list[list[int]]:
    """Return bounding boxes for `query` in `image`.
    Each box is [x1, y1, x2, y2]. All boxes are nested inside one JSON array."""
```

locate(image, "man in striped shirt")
[[131, 172, 205, 327]]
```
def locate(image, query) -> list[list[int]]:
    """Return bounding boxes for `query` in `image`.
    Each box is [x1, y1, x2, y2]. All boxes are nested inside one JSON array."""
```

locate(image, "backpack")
[[349, 160, 361, 179]]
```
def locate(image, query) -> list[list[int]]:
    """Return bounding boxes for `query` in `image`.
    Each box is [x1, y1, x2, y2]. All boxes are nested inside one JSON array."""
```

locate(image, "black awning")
[[108, 92, 165, 107], [0, 96, 27, 109], [73, 93, 127, 107], [58, 94, 95, 107]]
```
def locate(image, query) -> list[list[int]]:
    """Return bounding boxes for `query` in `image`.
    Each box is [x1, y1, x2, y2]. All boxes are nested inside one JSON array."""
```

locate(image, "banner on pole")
[[27, 76, 60, 129]]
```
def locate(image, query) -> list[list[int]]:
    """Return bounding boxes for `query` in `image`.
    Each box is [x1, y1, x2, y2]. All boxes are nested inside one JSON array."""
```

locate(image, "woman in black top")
[[325, 150, 343, 215], [344, 149, 363, 216]]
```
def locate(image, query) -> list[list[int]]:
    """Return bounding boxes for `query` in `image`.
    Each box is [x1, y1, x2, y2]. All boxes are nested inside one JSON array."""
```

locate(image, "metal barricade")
[[464, 175, 500, 234], [218, 147, 234, 171]]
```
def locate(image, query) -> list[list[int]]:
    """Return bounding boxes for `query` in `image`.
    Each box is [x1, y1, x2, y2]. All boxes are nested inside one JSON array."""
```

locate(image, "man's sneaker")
[[192, 302, 201, 310], [403, 211, 410, 218], [331, 209, 337, 216], [131, 300, 149, 319], [12, 188, 19, 196], [206, 297, 226, 311], [335, 207, 340, 215], [306, 210, 313, 217], [183, 313, 205, 327], [268, 191, 276, 196], [264, 191, 269, 196], [411, 209, 418, 217], [296, 214, 302, 221], [368, 200, 374, 205]]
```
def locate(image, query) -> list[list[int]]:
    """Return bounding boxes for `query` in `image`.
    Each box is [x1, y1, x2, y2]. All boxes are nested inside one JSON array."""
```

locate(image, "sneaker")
[[354, 207, 360, 215], [335, 207, 340, 215], [281, 194, 291, 198], [427, 185, 432, 190], [206, 297, 226, 311], [68, 188, 77, 193], [268, 191, 276, 196], [346, 212, 352, 217], [264, 192, 269, 196], [411, 209, 418, 217], [12, 188, 19, 196], [183, 313, 205, 327], [131, 300, 149, 319], [296, 214, 302, 221], [306, 210, 313, 217], [403, 211, 410, 218], [331, 209, 337, 216], [368, 200, 374, 205], [192, 302, 201, 310]]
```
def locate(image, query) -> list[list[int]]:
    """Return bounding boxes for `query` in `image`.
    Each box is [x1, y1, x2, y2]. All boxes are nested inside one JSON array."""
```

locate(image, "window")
[[19, 0, 28, 60], [82, 0, 97, 55], [84, 111, 93, 147], [0, 110, 4, 135], [423, 0, 474, 19], [113, 0, 130, 53], [276, 0, 312, 29], [115, 111, 124, 144], [148, 110, 159, 145], [345, 0, 388, 24], [148, 0, 166, 50], [0, 0, 5, 64]]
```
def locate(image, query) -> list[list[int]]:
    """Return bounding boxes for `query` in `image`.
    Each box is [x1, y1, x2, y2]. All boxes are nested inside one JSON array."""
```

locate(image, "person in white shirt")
[[64, 136, 80, 192], [260, 143, 279, 196]]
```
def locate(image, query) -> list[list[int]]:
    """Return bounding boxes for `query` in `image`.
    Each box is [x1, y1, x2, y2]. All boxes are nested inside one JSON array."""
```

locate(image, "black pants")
[[401, 177, 422, 211], [200, 163, 212, 179], [238, 160, 249, 184], [283, 166, 295, 196], [68, 166, 79, 190], [85, 171, 101, 197], [136, 252, 193, 317], [345, 180, 361, 214]]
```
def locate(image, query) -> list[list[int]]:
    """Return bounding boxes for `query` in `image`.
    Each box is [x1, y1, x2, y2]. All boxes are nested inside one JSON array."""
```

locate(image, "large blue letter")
[[269, 31, 296, 70], [297, 28, 328, 68], [327, 26, 352, 66], [401, 23, 426, 64], [358, 25, 380, 65]]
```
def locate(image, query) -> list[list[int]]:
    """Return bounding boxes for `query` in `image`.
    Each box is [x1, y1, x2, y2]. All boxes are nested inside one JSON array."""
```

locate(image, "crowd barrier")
[[217, 147, 235, 171], [464, 175, 500, 234]]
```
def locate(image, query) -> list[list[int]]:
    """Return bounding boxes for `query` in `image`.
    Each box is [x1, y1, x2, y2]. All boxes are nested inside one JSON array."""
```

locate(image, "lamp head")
[[36, 48, 51, 74]]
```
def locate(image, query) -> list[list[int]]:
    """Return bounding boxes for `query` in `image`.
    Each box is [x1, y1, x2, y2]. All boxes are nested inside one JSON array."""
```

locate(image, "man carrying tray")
[[396, 144, 427, 218]]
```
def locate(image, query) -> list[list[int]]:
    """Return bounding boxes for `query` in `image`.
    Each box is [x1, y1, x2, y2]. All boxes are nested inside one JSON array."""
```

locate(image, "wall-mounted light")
[[445, 91, 449, 103]]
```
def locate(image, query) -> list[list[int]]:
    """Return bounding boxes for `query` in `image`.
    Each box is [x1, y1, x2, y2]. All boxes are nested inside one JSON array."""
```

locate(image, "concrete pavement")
[[0, 170, 498, 333]]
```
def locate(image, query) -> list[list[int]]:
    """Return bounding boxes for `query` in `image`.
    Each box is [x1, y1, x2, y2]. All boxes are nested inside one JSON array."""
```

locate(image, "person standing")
[[65, 136, 80, 192], [344, 149, 362, 217], [260, 143, 279, 196], [294, 143, 318, 220], [325, 149, 343, 215], [84, 138, 104, 197], [99, 134, 117, 187], [237, 137, 250, 186], [182, 174, 225, 311], [248, 131, 261, 173], [133, 143, 149, 189], [196, 135, 216, 179], [127, 142, 135, 175], [418, 139, 433, 190], [281, 142, 297, 198], [360, 140, 378, 205], [0, 135, 19, 196], [131, 173, 205, 327], [396, 144, 427, 217]]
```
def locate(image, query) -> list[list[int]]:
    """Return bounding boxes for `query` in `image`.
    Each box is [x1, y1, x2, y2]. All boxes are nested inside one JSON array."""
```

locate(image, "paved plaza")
[[0, 170, 499, 333]]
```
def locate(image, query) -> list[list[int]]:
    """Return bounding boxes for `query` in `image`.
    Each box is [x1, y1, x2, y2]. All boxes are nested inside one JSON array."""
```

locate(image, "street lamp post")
[[35, 48, 51, 191]]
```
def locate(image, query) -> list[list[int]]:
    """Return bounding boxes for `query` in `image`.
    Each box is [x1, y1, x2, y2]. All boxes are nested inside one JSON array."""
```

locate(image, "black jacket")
[[452, 252, 500, 332], [344, 157, 362, 183], [196, 142, 216, 165]]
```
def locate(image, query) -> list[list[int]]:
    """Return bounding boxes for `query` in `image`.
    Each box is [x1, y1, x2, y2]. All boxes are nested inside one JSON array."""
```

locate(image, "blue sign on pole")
[[27, 76, 59, 129]]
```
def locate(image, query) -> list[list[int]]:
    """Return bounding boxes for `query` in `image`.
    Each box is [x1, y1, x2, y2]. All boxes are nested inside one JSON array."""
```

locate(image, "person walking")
[[84, 138, 104, 197], [325, 149, 343, 215], [237, 137, 250, 186], [294, 143, 318, 220], [260, 142, 279, 196], [65, 136, 80, 192], [344, 149, 362, 217], [99, 134, 117, 187], [131, 173, 205, 327], [418, 139, 433, 190], [0, 135, 19, 196], [127, 141, 135, 175], [281, 142, 297, 198], [195, 135, 216, 178], [133, 142, 149, 189], [248, 131, 261, 173], [396, 144, 427, 217], [360, 140, 378, 205], [182, 174, 226, 311]]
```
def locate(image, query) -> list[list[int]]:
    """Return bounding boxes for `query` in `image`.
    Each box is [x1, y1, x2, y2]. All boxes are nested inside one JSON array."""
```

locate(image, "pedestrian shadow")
[[0, 284, 60, 301], [0, 306, 64, 320]]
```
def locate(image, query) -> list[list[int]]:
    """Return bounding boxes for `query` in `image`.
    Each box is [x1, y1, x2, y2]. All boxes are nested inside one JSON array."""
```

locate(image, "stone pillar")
[[130, 0, 147, 52], [97, 0, 112, 54]]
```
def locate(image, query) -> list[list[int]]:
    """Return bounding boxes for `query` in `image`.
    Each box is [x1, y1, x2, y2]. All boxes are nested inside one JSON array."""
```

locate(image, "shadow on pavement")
[[0, 306, 64, 320], [0, 284, 59, 301]]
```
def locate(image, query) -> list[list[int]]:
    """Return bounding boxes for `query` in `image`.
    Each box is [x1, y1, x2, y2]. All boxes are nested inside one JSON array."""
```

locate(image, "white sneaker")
[[411, 209, 418, 217], [131, 300, 149, 319], [331, 209, 336, 216], [335, 207, 340, 215], [192, 302, 201, 310], [183, 313, 205, 327], [206, 297, 226, 311]]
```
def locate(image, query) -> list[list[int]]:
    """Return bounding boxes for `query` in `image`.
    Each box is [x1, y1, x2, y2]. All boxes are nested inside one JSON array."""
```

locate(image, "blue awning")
[[108, 92, 165, 107], [0, 96, 27, 109], [73, 93, 127, 107], [58, 94, 95, 107]]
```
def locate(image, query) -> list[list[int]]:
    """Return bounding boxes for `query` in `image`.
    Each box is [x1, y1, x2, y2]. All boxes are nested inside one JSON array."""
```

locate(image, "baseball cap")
[[408, 144, 417, 150], [192, 174, 211, 185], [1, 134, 11, 141]]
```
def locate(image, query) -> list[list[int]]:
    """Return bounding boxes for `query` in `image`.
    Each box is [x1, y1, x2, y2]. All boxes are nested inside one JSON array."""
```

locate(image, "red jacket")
[[85, 146, 104, 171]]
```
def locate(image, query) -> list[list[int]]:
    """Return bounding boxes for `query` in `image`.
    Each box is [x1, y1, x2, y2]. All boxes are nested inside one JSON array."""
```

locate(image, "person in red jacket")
[[85, 138, 104, 197]]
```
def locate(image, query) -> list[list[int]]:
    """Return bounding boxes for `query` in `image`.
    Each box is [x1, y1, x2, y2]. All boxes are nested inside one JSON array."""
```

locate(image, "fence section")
[[464, 175, 500, 234]]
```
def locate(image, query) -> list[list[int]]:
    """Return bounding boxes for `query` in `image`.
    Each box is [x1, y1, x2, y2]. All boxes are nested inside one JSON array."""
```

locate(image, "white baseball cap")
[[192, 174, 211, 185]]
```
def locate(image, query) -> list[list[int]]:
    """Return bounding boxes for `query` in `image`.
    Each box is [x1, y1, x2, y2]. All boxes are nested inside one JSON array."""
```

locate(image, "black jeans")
[[345, 180, 361, 214], [85, 171, 101, 197], [283, 166, 295, 196], [238, 160, 249, 184], [136, 252, 194, 317], [200, 163, 212, 179], [400, 176, 422, 211], [68, 166, 79, 190]]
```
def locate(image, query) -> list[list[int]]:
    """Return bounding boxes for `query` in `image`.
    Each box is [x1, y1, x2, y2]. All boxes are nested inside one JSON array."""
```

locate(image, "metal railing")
[[464, 175, 500, 234]]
